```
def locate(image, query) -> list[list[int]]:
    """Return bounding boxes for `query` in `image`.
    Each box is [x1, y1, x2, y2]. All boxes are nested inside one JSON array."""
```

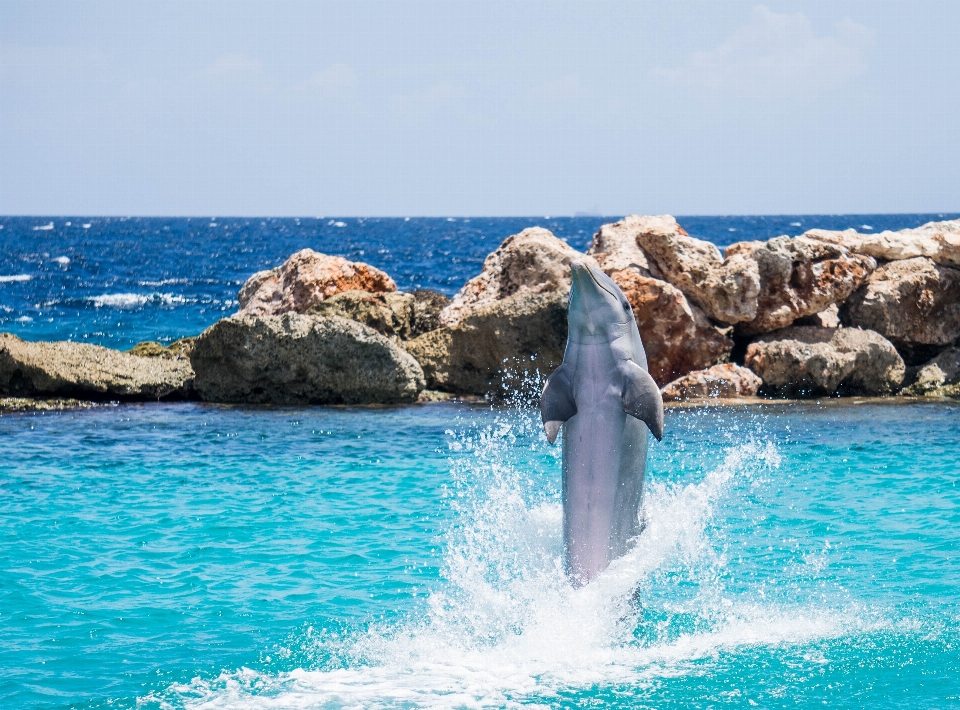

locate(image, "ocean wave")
[[0, 274, 32, 283], [87, 293, 191, 309], [138, 278, 191, 287], [32, 222, 54, 231]]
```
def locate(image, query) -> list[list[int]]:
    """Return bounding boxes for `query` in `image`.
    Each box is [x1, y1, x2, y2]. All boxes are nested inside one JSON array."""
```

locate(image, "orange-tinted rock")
[[237, 249, 396, 316], [805, 219, 960, 267], [661, 364, 762, 402], [609, 269, 733, 387], [737, 236, 875, 335]]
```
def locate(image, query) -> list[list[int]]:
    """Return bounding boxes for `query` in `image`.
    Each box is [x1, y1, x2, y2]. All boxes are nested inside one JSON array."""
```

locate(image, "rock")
[[410, 289, 451, 336], [237, 249, 396, 316], [405, 290, 567, 396], [661, 364, 762, 402], [586, 214, 657, 275], [900, 347, 960, 396], [794, 303, 841, 329], [805, 219, 960, 267], [839, 257, 960, 363], [190, 313, 423, 404], [441, 227, 597, 326], [605, 214, 760, 324], [0, 333, 194, 400], [744, 326, 904, 397], [737, 236, 876, 335], [607, 269, 733, 386], [128, 337, 196, 359], [307, 290, 416, 340]]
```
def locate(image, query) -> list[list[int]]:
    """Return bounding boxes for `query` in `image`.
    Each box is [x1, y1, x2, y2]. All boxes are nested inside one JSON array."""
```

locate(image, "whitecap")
[[861, 224, 873, 230], [447, 217, 456, 222], [32, 222, 54, 231], [138, 278, 189, 287], [82, 224, 91, 229], [209, 223, 218, 227], [65, 221, 72, 226], [16, 316, 33, 322], [334, 221, 347, 228], [86, 293, 191, 309], [0, 274, 31, 283], [728, 227, 737, 232], [790, 222, 802, 227], [54, 256, 70, 265]]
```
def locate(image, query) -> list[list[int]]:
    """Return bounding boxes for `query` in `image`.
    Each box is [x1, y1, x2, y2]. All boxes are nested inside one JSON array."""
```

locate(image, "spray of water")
[[166, 401, 873, 709]]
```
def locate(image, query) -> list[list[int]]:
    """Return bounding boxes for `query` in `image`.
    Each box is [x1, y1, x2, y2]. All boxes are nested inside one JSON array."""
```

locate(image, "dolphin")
[[539, 261, 664, 586]]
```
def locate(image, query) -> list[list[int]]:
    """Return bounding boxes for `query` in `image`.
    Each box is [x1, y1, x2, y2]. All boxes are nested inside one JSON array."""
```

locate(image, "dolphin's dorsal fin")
[[540, 363, 577, 445], [621, 361, 664, 441]]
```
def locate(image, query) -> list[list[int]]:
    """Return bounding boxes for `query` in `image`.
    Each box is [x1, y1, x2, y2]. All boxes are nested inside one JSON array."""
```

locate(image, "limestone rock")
[[839, 257, 960, 361], [611, 215, 760, 324], [586, 214, 656, 275], [237, 249, 396, 317], [608, 269, 733, 386], [737, 236, 876, 335], [406, 290, 567, 396], [900, 347, 960, 396], [661, 364, 762, 402], [744, 326, 904, 397], [307, 290, 415, 340], [805, 219, 960, 267], [441, 228, 597, 326], [0, 333, 194, 400], [190, 314, 424, 404], [410, 290, 451, 336], [128, 337, 196, 359], [794, 303, 841, 329]]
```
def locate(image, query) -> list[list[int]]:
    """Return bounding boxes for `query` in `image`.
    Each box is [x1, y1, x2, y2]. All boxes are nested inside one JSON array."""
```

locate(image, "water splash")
[[162, 408, 877, 710]]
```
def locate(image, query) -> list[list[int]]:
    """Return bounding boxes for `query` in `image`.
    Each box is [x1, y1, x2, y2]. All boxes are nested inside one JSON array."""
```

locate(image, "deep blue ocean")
[[2, 215, 960, 709]]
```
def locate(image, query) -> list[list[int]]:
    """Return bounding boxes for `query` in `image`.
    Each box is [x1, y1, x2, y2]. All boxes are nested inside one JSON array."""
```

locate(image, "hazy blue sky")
[[1, 1, 958, 216]]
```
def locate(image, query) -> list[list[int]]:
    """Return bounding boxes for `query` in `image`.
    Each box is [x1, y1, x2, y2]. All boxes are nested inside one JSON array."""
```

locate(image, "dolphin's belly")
[[562, 345, 649, 584]]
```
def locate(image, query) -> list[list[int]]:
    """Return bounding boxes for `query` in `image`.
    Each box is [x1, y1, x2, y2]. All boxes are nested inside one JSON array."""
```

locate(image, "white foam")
[[790, 222, 802, 227], [0, 274, 31, 283], [16, 316, 33, 322], [86, 293, 189, 308], [162, 409, 881, 709], [333, 221, 346, 228], [32, 222, 54, 231], [65, 221, 72, 226], [54, 256, 70, 265], [861, 224, 873, 230], [82, 224, 91, 229]]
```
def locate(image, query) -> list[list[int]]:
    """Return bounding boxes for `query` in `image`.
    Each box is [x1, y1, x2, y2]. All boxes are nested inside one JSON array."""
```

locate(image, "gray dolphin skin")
[[539, 262, 664, 587]]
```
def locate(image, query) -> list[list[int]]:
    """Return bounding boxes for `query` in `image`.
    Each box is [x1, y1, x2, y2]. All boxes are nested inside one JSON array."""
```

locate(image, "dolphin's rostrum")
[[540, 262, 664, 586]]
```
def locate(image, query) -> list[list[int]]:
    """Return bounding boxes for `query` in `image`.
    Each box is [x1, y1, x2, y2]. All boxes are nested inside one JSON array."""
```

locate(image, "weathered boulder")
[[794, 303, 841, 329], [190, 314, 424, 404], [128, 337, 197, 359], [839, 257, 960, 362], [0, 333, 194, 400], [736, 236, 876, 335], [629, 215, 761, 324], [744, 326, 904, 397], [900, 347, 960, 396], [305, 289, 450, 341], [587, 214, 657, 275], [805, 219, 960, 267], [441, 227, 597, 326], [661, 364, 762, 402], [237, 249, 396, 316], [608, 269, 733, 386], [405, 290, 566, 396]]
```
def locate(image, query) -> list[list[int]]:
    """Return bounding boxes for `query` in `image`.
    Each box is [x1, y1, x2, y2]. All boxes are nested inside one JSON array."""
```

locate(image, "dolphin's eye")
[[621, 299, 631, 311]]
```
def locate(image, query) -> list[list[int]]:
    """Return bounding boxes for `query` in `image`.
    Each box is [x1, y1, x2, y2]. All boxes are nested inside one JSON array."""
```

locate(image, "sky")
[[1, 0, 958, 217]]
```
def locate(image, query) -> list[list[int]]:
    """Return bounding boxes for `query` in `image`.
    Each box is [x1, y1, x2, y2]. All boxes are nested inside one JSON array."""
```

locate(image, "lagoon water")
[[2, 214, 960, 708], [2, 401, 959, 708]]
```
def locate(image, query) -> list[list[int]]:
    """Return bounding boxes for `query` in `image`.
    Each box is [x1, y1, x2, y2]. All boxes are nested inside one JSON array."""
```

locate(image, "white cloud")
[[298, 63, 357, 97], [652, 5, 875, 99], [205, 53, 263, 80]]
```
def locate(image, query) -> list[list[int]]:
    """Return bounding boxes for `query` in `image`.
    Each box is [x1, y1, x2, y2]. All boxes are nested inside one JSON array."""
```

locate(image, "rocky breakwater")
[[405, 227, 583, 395], [191, 249, 429, 404], [0, 333, 194, 401]]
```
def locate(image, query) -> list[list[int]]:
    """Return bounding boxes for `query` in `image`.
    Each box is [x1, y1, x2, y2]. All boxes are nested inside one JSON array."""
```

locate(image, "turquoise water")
[[2, 401, 959, 708]]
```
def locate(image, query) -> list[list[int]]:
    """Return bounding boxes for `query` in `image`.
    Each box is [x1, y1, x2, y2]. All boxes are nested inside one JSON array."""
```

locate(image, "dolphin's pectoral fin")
[[540, 364, 577, 445], [621, 361, 664, 441]]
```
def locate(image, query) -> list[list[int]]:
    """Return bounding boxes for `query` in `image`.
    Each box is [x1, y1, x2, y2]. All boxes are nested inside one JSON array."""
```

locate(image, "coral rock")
[[805, 219, 960, 267], [661, 364, 762, 402], [745, 326, 904, 397], [237, 249, 396, 316]]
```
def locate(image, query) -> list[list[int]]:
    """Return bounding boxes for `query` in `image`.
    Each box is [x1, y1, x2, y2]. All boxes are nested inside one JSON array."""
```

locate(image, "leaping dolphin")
[[540, 262, 664, 586]]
